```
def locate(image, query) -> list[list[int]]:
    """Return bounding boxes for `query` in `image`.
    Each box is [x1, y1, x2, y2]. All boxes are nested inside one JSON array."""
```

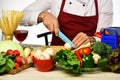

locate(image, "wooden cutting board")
[[6, 63, 33, 74], [39, 46, 65, 53]]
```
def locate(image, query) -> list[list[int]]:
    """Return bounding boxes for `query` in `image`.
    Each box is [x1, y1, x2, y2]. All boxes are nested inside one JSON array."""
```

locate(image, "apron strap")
[[94, 0, 98, 16]]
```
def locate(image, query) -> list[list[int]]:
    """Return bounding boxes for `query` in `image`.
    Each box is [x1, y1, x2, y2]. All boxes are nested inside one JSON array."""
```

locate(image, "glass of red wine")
[[14, 22, 29, 45]]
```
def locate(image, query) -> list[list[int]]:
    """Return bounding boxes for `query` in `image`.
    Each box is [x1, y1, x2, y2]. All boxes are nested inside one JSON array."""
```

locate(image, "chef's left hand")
[[72, 32, 95, 48]]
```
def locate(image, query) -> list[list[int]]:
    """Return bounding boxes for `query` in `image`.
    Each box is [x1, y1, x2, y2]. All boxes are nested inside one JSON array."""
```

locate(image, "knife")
[[58, 30, 76, 48]]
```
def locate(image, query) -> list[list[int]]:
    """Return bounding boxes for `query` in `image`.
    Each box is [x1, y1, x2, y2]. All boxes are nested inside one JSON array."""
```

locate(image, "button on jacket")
[[22, 0, 113, 32]]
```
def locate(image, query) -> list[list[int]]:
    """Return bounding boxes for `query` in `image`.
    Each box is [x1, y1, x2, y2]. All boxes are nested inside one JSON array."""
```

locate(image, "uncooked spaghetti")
[[0, 10, 24, 34]]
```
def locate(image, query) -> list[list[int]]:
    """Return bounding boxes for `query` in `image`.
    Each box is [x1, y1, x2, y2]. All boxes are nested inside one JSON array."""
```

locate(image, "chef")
[[22, 0, 113, 48]]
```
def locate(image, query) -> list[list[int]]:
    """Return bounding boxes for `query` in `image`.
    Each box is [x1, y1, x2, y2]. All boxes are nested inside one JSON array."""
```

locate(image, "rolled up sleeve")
[[22, 10, 42, 25], [97, 0, 113, 32]]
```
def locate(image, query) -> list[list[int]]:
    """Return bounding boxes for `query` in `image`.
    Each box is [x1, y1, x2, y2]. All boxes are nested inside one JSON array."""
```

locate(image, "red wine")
[[14, 30, 28, 42]]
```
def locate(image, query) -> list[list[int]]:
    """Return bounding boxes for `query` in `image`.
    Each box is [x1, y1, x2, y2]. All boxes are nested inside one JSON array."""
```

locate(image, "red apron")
[[51, 0, 98, 45]]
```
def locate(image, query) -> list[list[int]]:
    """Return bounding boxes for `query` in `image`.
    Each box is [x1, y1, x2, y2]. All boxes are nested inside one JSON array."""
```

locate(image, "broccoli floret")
[[92, 41, 112, 57]]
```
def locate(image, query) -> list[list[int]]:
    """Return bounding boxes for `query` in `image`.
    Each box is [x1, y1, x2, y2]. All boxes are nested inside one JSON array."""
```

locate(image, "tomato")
[[15, 56, 22, 63], [14, 50, 20, 56], [6, 49, 14, 55], [15, 62, 20, 69], [79, 47, 91, 56]]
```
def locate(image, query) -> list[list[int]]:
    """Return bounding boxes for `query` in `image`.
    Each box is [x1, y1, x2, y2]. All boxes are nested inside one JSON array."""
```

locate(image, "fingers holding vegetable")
[[74, 42, 91, 51], [72, 32, 90, 48], [74, 41, 112, 68]]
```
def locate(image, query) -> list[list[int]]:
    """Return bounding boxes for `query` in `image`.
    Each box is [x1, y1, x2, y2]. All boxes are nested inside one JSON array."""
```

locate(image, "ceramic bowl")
[[32, 57, 55, 72]]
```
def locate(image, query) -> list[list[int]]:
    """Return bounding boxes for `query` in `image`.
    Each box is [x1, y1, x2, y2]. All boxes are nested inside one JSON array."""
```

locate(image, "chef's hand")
[[37, 11, 59, 36], [72, 32, 96, 48]]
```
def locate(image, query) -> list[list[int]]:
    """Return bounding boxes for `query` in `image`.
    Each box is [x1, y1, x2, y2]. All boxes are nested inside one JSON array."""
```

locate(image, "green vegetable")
[[0, 53, 6, 66], [6, 58, 15, 71], [0, 53, 15, 74], [0, 40, 24, 56], [82, 54, 94, 68], [91, 41, 112, 57], [54, 49, 81, 73], [97, 58, 108, 67], [0, 65, 7, 74], [8, 55, 16, 62], [0, 58, 6, 66]]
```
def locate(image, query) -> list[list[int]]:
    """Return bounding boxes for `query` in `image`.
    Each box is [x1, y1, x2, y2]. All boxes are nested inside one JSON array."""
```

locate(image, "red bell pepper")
[[75, 50, 83, 67]]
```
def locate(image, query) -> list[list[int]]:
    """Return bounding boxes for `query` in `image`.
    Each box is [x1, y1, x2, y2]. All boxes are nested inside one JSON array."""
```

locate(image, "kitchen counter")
[[0, 66, 120, 80]]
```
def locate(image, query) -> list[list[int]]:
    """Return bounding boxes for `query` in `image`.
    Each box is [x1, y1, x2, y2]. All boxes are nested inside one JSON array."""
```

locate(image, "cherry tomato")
[[15, 56, 22, 63], [6, 49, 14, 55], [14, 50, 20, 56], [15, 62, 20, 69], [79, 47, 91, 56]]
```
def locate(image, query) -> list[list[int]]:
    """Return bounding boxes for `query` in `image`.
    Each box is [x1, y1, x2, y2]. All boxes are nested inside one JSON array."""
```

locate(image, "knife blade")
[[58, 30, 76, 48]]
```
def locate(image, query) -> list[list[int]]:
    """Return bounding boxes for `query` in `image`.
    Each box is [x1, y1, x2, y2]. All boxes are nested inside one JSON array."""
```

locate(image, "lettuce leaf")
[[54, 49, 81, 73]]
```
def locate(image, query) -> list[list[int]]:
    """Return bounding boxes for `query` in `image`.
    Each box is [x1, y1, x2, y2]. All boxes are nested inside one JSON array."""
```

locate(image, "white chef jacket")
[[22, 0, 113, 32]]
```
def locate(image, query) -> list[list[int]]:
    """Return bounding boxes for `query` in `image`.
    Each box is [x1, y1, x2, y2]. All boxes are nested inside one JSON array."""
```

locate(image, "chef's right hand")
[[37, 11, 59, 36]]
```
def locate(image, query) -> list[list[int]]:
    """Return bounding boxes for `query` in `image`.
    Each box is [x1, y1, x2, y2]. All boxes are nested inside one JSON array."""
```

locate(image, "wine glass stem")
[[20, 41, 22, 45]]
